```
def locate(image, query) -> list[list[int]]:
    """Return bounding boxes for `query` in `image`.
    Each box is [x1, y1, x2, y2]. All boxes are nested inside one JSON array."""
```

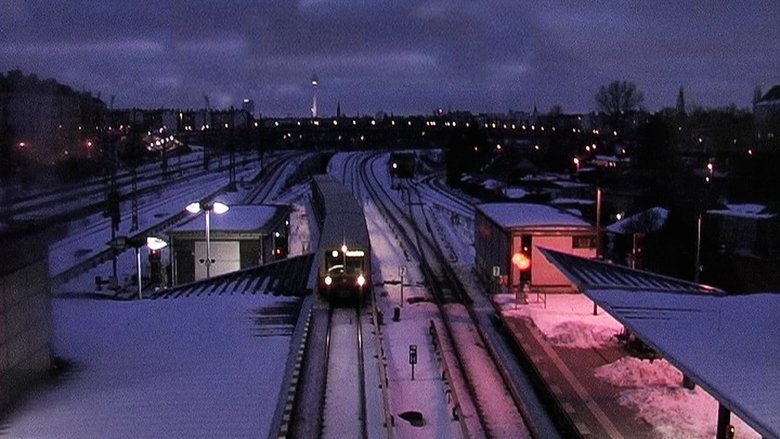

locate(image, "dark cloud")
[[1, 0, 778, 115]]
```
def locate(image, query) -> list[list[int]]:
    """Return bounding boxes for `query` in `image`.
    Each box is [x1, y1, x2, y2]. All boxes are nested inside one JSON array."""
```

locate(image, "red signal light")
[[512, 252, 531, 270]]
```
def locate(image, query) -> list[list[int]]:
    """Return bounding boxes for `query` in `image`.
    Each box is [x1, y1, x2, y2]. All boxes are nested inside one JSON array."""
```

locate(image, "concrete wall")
[[0, 232, 53, 412]]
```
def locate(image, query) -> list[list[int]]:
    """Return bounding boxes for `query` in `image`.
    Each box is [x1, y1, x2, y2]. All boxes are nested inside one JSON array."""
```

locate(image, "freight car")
[[311, 174, 371, 302]]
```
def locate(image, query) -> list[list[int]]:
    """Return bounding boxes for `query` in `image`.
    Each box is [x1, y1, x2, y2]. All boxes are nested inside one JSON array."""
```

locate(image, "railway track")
[[356, 151, 537, 438], [8, 152, 213, 223], [417, 173, 476, 219], [50, 152, 301, 289], [321, 306, 369, 439]]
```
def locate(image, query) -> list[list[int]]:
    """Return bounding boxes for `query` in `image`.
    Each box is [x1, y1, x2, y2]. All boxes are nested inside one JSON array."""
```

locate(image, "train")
[[311, 174, 372, 302]]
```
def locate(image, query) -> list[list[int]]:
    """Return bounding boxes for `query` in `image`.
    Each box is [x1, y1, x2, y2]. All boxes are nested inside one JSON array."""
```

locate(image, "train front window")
[[325, 250, 364, 275]]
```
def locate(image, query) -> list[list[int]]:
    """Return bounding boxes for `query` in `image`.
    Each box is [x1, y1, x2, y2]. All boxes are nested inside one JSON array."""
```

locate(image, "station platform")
[[497, 293, 658, 438]]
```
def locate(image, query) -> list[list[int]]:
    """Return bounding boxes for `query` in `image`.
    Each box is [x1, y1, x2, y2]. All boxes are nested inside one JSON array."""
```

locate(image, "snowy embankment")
[[1, 295, 295, 438]]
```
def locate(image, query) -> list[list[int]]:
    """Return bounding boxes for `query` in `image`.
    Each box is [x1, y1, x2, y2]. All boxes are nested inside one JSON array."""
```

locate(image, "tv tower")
[[310, 74, 318, 119]]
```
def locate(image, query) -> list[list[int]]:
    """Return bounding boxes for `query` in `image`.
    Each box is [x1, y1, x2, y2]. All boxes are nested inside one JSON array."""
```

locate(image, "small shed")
[[475, 203, 596, 292], [168, 204, 291, 285]]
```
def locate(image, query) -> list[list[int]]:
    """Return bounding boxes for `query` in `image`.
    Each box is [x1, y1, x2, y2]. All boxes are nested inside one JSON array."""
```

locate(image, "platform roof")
[[539, 248, 780, 439], [477, 202, 591, 230], [172, 205, 287, 234]]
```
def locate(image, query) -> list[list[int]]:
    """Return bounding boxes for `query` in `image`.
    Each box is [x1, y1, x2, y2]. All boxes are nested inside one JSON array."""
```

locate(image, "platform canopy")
[[539, 248, 780, 439]]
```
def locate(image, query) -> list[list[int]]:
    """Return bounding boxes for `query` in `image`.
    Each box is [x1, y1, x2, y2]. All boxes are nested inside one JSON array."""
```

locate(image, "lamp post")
[[186, 201, 229, 279], [130, 236, 167, 299]]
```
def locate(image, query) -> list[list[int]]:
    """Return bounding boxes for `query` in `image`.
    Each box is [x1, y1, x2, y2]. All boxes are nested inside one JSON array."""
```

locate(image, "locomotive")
[[311, 174, 372, 302]]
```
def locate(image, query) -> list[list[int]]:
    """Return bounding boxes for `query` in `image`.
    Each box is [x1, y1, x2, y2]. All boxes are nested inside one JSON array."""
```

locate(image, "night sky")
[[2, 1, 778, 117]]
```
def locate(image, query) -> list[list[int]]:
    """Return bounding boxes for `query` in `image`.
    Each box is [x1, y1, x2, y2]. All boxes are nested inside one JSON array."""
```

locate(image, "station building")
[[168, 204, 291, 285], [0, 225, 63, 411], [474, 203, 596, 293]]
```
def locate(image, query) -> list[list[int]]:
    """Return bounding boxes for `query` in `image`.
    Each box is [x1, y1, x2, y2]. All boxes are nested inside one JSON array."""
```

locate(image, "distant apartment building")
[[754, 85, 780, 142], [703, 204, 780, 292], [0, 71, 105, 166]]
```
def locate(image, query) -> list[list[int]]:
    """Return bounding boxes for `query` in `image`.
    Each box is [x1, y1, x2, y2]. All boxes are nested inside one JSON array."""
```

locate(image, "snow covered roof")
[[477, 202, 591, 229], [172, 205, 288, 234], [539, 249, 780, 439], [549, 197, 594, 206], [503, 187, 528, 199], [708, 203, 776, 220], [606, 207, 669, 235], [550, 180, 590, 189], [539, 248, 723, 294], [482, 178, 504, 190], [758, 85, 780, 102]]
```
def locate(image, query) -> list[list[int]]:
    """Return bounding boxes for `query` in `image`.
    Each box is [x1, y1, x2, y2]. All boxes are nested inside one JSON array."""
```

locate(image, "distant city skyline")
[[1, 1, 778, 116]]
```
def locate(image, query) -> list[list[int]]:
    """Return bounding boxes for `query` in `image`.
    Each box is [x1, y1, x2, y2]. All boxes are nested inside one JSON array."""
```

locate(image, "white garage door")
[[194, 241, 241, 280]]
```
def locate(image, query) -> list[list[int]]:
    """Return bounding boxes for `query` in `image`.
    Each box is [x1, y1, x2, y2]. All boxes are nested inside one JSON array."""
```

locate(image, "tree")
[[595, 80, 645, 116], [444, 120, 487, 187]]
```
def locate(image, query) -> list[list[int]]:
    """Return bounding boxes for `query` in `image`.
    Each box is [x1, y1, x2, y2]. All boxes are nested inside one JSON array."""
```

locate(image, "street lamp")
[[186, 201, 229, 278], [130, 236, 167, 299]]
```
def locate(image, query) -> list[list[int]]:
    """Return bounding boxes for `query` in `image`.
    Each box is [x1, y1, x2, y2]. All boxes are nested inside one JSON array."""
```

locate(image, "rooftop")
[[758, 85, 780, 102], [172, 204, 287, 234], [477, 202, 591, 229]]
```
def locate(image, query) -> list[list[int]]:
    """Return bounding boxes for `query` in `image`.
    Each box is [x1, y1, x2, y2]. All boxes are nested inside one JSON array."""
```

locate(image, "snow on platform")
[[1, 295, 297, 438], [588, 289, 779, 438], [539, 249, 773, 438]]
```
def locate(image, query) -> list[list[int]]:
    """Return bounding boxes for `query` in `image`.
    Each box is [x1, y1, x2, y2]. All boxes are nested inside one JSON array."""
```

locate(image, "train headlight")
[[357, 275, 366, 286], [324, 275, 332, 286]]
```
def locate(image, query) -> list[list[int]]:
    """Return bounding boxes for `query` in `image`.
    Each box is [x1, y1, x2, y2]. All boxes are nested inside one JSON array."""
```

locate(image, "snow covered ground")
[[0, 152, 311, 438], [1, 295, 298, 438], [2, 149, 765, 438]]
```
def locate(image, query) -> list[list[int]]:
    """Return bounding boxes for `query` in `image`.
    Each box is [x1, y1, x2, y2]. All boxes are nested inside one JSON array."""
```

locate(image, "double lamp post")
[[185, 201, 229, 279]]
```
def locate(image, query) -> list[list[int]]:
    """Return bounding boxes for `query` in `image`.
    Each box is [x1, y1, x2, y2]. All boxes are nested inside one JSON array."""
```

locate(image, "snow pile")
[[595, 357, 760, 439], [543, 320, 619, 349], [595, 356, 680, 388], [496, 293, 622, 349]]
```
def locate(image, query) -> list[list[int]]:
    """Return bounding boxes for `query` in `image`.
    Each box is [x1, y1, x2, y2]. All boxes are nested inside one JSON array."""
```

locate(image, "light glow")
[[346, 250, 365, 257], [357, 275, 366, 286], [185, 202, 201, 214], [146, 237, 168, 250], [512, 252, 531, 270], [324, 275, 332, 286], [212, 202, 229, 214]]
